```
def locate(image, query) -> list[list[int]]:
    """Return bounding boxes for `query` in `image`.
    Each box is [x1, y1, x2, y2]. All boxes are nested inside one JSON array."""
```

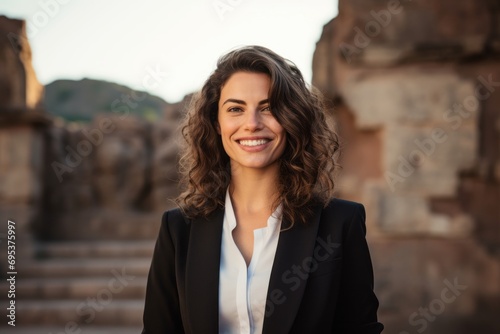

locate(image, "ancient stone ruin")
[[312, 0, 500, 332], [0, 15, 184, 332], [0, 0, 499, 332]]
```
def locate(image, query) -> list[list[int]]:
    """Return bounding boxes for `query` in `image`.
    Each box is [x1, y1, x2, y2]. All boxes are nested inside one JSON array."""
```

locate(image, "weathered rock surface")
[[0, 15, 184, 331], [313, 0, 500, 332], [0, 15, 43, 111]]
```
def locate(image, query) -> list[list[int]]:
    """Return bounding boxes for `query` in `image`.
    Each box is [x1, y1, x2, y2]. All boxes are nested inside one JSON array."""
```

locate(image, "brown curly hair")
[[176, 45, 340, 227]]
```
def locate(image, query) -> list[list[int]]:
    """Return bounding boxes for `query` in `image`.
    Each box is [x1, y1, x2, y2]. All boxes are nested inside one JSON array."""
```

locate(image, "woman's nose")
[[244, 110, 262, 131]]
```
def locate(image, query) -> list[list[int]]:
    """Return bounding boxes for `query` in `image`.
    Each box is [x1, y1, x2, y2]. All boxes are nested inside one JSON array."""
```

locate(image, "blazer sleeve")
[[142, 210, 184, 333], [332, 203, 384, 334]]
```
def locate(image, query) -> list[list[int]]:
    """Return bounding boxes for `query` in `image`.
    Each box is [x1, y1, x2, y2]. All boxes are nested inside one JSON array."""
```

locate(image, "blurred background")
[[0, 0, 499, 333]]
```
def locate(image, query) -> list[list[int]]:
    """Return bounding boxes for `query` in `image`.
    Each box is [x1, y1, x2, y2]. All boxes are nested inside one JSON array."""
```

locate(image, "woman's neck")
[[228, 164, 280, 215]]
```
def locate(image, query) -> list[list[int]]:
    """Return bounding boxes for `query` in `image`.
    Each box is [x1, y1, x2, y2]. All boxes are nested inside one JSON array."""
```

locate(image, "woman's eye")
[[228, 107, 242, 112], [261, 106, 271, 112]]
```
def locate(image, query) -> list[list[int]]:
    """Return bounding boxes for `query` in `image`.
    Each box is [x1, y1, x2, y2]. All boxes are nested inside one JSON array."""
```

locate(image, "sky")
[[1, 0, 338, 103]]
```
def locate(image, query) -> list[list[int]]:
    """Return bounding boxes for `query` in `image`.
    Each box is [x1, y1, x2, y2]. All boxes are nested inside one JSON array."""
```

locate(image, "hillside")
[[43, 78, 168, 122]]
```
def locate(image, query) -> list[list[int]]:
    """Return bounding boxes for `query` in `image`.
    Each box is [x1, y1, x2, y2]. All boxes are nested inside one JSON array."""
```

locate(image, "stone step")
[[36, 241, 155, 259], [0, 277, 147, 300], [0, 326, 143, 334], [18, 258, 151, 278], [1, 299, 144, 326]]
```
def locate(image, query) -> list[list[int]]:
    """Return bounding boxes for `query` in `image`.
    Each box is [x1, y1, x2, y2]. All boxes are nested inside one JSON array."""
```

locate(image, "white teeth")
[[239, 139, 269, 147]]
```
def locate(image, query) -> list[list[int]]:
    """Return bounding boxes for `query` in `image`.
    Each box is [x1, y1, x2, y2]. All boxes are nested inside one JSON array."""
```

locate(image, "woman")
[[142, 45, 383, 334]]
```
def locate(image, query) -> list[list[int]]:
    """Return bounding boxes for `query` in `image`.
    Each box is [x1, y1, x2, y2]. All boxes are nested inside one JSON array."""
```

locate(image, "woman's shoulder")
[[162, 207, 186, 222], [160, 207, 190, 232], [318, 197, 366, 228], [323, 197, 366, 216]]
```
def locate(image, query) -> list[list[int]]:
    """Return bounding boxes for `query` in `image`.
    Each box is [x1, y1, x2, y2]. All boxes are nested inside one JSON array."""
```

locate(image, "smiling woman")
[[142, 45, 384, 334], [217, 72, 287, 175]]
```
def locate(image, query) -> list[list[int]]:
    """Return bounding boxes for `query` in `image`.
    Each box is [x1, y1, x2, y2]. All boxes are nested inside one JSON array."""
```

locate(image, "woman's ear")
[[215, 121, 221, 134]]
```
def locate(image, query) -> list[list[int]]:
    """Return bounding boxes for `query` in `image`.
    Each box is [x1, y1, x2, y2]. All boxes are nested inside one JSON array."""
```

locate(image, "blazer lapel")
[[263, 204, 323, 334], [185, 208, 224, 334]]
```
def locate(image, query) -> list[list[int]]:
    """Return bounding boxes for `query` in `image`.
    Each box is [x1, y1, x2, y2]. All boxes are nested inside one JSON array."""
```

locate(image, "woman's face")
[[217, 71, 286, 172]]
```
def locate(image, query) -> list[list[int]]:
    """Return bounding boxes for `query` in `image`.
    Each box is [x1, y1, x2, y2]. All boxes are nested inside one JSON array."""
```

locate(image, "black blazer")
[[142, 198, 384, 333]]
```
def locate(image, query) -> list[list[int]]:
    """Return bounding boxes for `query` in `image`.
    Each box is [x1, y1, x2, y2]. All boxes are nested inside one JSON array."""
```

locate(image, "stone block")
[[336, 0, 497, 66], [92, 131, 147, 210], [0, 16, 44, 110], [0, 126, 43, 205], [366, 184, 474, 236], [340, 71, 478, 129], [150, 123, 180, 210], [383, 122, 478, 196]]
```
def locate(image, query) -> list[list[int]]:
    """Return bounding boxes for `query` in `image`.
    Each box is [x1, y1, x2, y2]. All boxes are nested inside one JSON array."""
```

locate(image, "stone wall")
[[0, 15, 43, 111], [0, 15, 184, 251], [313, 0, 500, 332], [2, 4, 499, 331], [40, 112, 183, 241], [0, 16, 49, 264]]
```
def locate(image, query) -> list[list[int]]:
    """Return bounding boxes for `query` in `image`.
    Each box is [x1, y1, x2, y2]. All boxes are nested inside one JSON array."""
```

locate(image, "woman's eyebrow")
[[222, 98, 245, 106], [221, 98, 269, 106]]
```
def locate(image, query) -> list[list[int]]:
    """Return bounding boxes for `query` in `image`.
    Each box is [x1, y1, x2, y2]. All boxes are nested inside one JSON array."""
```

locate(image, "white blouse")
[[218, 190, 282, 334]]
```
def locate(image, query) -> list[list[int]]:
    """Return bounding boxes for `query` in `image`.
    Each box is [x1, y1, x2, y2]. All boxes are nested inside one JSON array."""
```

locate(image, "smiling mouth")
[[238, 139, 270, 147]]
